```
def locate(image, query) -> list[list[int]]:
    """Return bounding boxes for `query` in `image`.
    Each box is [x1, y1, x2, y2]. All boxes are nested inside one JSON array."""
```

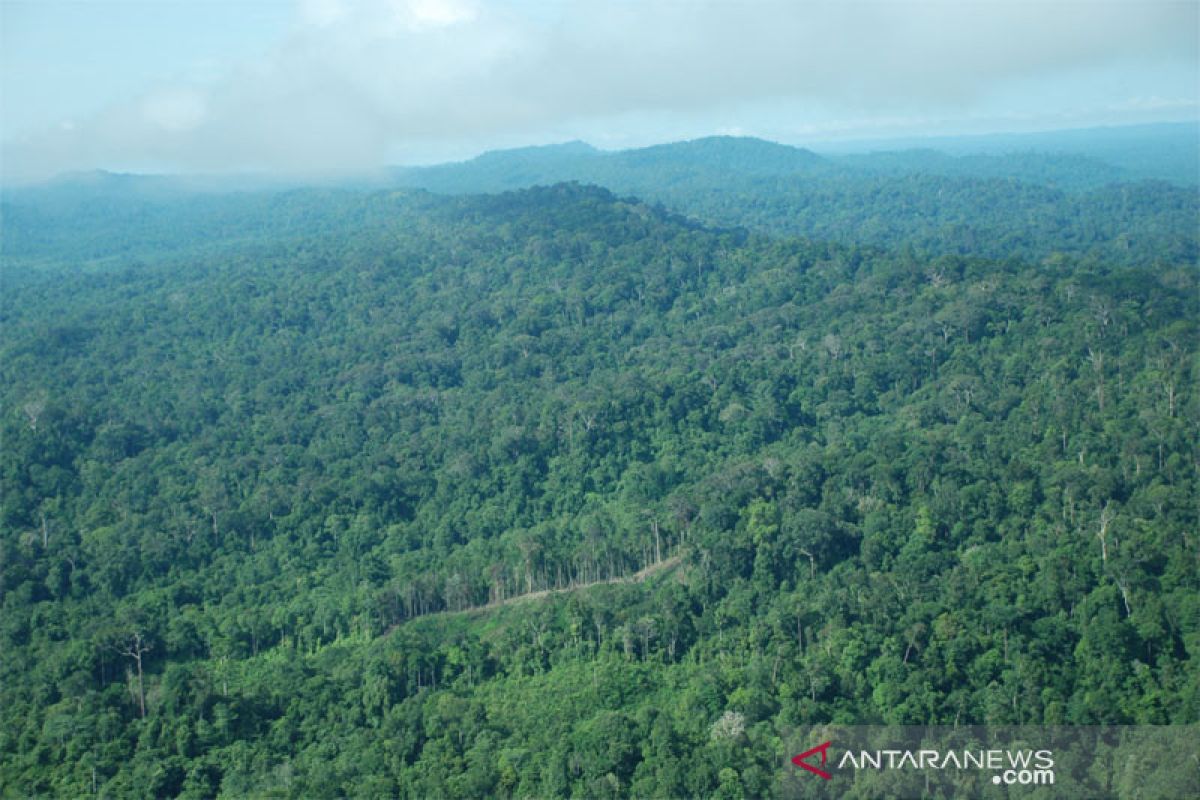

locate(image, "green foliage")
[[1, 180, 1196, 796], [386, 135, 1199, 268]]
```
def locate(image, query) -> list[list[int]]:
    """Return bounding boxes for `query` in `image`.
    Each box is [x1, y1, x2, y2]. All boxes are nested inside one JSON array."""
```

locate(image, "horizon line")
[[4, 118, 1196, 189]]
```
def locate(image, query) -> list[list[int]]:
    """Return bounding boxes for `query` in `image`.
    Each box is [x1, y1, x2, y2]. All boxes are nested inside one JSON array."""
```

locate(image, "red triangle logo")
[[792, 740, 833, 780]]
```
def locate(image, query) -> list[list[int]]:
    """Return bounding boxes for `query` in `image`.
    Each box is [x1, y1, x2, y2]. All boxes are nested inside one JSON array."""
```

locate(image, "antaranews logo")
[[784, 726, 1198, 798], [790, 738, 1055, 786]]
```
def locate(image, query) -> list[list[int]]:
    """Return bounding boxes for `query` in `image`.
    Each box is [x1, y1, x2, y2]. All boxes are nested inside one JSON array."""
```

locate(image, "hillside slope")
[[6, 132, 1196, 270], [2, 184, 1196, 796], [391, 136, 1199, 266]]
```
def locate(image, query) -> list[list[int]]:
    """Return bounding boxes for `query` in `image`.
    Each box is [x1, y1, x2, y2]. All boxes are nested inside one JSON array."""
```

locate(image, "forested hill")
[[383, 134, 1199, 268], [9, 133, 1193, 271], [2, 184, 1196, 796], [0, 186, 444, 268]]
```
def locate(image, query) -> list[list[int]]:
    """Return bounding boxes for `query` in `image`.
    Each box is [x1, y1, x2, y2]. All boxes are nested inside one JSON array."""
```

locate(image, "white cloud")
[[298, 0, 348, 28], [3, 0, 1196, 181], [142, 89, 208, 132], [404, 0, 478, 30]]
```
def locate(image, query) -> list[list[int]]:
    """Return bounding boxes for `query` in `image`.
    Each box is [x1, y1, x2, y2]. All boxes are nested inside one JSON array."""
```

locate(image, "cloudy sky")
[[2, 0, 1197, 182]]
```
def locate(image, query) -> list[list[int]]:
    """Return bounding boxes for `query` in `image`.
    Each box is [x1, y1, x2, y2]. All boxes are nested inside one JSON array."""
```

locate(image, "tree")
[[111, 632, 152, 719]]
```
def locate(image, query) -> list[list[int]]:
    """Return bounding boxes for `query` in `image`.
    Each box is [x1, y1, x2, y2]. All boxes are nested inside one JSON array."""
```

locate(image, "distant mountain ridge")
[[389, 122, 1199, 193], [604, 136, 827, 174], [380, 132, 1196, 267], [5, 125, 1196, 269], [811, 120, 1200, 184], [390, 136, 832, 195]]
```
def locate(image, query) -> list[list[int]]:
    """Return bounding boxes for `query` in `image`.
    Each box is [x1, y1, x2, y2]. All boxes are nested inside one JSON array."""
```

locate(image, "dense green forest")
[[387, 133, 1199, 267], [1, 143, 1197, 796], [6, 132, 1197, 272]]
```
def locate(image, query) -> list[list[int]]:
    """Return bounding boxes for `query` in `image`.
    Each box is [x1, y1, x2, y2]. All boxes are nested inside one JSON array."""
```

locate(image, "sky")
[[1, 0, 1197, 182]]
